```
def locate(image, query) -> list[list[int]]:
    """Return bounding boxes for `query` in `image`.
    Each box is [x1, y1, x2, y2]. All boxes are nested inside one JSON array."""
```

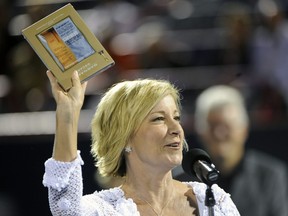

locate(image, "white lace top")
[[43, 152, 240, 216]]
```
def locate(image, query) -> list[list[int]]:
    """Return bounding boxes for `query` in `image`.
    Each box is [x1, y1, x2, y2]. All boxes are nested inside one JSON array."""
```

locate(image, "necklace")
[[136, 196, 172, 216], [121, 183, 175, 216]]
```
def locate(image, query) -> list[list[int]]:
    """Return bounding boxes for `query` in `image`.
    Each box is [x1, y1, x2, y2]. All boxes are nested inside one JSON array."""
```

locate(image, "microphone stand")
[[205, 185, 216, 216], [193, 160, 218, 216], [181, 149, 220, 216]]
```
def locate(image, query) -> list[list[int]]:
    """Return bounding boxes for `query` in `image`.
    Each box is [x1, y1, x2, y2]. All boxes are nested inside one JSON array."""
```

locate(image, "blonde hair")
[[91, 79, 187, 177], [194, 85, 249, 134]]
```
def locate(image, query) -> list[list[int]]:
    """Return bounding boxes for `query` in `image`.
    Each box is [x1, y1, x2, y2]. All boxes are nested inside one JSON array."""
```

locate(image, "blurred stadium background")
[[0, 0, 288, 215]]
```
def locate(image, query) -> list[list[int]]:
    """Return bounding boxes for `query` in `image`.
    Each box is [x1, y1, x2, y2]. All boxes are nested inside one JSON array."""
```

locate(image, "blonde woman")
[[43, 70, 240, 216]]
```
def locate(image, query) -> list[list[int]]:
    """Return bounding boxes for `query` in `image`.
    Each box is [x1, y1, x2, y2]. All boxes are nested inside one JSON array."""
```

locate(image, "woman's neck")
[[121, 170, 175, 202], [121, 173, 176, 216]]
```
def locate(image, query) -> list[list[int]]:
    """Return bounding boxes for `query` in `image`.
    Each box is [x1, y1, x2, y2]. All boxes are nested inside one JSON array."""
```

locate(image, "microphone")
[[182, 148, 220, 186]]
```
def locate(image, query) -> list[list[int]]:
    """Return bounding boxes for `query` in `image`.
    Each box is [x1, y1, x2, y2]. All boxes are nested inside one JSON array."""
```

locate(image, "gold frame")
[[22, 3, 114, 91]]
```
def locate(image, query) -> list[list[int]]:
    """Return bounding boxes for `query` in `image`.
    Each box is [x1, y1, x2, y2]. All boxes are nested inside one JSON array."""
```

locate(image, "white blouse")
[[43, 152, 240, 216]]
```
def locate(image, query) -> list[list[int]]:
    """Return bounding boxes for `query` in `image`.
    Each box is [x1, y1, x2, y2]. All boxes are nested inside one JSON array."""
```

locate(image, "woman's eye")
[[152, 116, 165, 121]]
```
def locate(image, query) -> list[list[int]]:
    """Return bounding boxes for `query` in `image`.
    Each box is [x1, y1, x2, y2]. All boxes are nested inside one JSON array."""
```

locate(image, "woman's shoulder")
[[183, 181, 224, 203], [184, 181, 240, 216], [185, 182, 225, 198], [95, 187, 125, 202], [82, 187, 140, 216]]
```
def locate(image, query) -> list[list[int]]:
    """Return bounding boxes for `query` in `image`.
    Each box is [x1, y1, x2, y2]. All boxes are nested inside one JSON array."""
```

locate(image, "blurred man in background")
[[174, 85, 288, 216]]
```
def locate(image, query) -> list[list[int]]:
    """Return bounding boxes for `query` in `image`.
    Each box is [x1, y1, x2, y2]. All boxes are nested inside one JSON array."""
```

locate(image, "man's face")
[[200, 105, 248, 172]]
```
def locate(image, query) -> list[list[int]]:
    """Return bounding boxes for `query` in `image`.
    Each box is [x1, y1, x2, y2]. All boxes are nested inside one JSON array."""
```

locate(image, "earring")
[[124, 146, 132, 153]]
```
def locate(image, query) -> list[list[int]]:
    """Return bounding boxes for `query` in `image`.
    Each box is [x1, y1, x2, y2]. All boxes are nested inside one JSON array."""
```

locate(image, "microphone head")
[[182, 148, 212, 177]]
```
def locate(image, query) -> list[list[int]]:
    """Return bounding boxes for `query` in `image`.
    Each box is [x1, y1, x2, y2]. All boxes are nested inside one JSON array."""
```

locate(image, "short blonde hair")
[[194, 85, 249, 134], [91, 79, 187, 177]]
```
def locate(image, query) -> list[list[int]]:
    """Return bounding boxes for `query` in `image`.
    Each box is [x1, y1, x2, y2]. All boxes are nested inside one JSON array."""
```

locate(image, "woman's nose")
[[169, 121, 182, 135]]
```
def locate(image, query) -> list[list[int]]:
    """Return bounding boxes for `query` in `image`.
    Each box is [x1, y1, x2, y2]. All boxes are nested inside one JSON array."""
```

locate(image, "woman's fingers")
[[47, 70, 86, 92], [70, 71, 88, 96], [47, 70, 87, 106], [46, 70, 62, 91], [82, 81, 88, 92], [71, 71, 81, 88], [46, 70, 56, 84]]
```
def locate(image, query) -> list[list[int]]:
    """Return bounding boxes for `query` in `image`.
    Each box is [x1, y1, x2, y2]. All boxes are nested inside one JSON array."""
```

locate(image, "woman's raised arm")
[[47, 70, 87, 162]]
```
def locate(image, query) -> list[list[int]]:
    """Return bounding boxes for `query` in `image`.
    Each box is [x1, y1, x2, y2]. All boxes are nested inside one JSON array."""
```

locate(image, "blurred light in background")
[[25, 88, 45, 111], [0, 75, 11, 98], [258, 0, 279, 17], [168, 0, 194, 20], [0, 110, 93, 136], [0, 0, 287, 128], [8, 14, 31, 36], [110, 33, 139, 55], [16, 0, 82, 7]]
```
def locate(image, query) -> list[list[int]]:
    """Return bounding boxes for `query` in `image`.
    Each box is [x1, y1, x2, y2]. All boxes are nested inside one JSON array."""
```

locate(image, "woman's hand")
[[47, 70, 88, 161], [47, 70, 87, 112]]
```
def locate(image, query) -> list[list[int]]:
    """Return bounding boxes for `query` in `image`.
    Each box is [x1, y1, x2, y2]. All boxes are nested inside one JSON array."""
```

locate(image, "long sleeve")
[[43, 151, 84, 215]]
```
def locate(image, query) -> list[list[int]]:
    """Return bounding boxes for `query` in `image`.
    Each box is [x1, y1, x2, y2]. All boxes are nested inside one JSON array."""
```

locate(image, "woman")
[[43, 70, 240, 215]]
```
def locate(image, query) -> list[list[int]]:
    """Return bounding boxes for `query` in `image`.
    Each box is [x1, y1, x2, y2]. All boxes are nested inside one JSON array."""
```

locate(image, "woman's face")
[[128, 95, 184, 171]]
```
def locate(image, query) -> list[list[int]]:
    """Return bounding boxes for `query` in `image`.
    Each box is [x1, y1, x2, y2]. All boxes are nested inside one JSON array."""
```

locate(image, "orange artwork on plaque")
[[41, 29, 77, 69]]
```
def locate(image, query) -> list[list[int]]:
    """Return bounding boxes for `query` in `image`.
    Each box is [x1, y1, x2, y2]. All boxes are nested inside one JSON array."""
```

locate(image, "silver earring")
[[124, 146, 132, 153]]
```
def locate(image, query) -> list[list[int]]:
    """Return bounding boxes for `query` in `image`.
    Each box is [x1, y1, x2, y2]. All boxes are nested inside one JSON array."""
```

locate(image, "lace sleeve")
[[43, 151, 84, 216]]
